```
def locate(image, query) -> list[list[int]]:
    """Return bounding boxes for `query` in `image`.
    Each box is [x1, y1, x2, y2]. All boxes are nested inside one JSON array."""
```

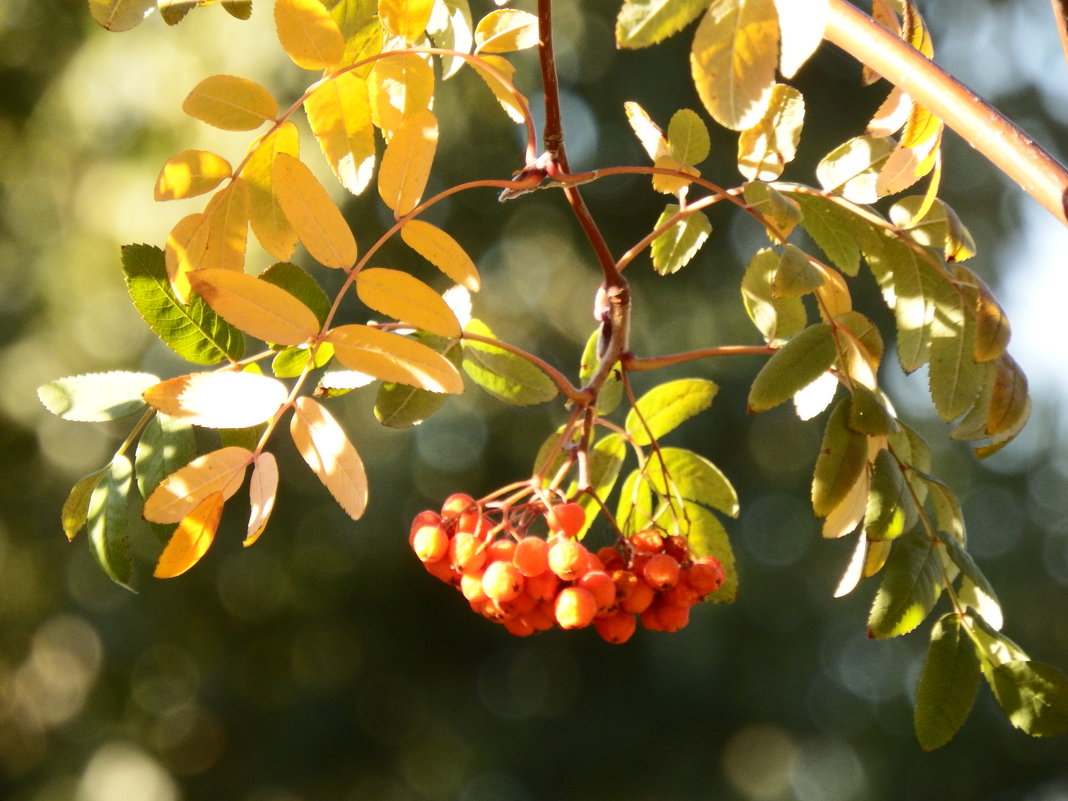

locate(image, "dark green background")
[[2, 1, 1067, 800]]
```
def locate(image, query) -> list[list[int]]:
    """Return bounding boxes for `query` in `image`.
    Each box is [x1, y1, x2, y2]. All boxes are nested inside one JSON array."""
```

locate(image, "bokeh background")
[[2, 1, 1068, 800]]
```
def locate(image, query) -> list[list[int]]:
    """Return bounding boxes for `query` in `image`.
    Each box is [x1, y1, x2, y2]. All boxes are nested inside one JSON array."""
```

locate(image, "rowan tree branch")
[[825, 0, 1068, 228]]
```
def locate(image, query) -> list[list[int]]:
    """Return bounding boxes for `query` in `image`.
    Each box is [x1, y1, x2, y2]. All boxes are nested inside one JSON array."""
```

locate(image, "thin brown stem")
[[825, 0, 1068, 227], [623, 345, 775, 373], [460, 330, 585, 403]]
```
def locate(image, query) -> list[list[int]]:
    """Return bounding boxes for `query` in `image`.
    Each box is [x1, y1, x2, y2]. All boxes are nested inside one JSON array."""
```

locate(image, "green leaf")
[[61, 466, 111, 541], [134, 413, 197, 503], [816, 135, 896, 203], [785, 190, 881, 277], [646, 447, 739, 517], [742, 181, 802, 240], [848, 384, 898, 435], [375, 335, 463, 428], [989, 661, 1068, 737], [271, 342, 334, 378], [667, 108, 710, 165], [812, 398, 869, 517], [87, 453, 135, 590], [121, 244, 244, 365], [579, 328, 623, 415], [748, 322, 837, 412], [37, 371, 158, 422], [890, 196, 976, 262], [616, 0, 708, 48], [219, 424, 268, 452], [741, 248, 807, 345], [259, 261, 332, 326], [868, 529, 943, 638], [836, 311, 885, 368], [461, 319, 558, 405], [673, 501, 737, 603], [914, 613, 981, 750], [928, 282, 986, 421], [625, 378, 718, 446], [937, 533, 1003, 630], [864, 448, 917, 540], [772, 244, 824, 298], [616, 468, 654, 533], [570, 434, 627, 539], [737, 82, 804, 181], [650, 205, 712, 275]]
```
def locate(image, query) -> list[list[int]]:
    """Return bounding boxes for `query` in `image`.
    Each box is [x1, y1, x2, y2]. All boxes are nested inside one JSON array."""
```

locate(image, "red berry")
[[524, 569, 560, 603], [554, 587, 598, 629], [546, 502, 586, 538], [630, 529, 664, 554], [513, 536, 550, 577], [441, 493, 474, 516], [594, 611, 637, 644], [577, 570, 617, 615], [641, 553, 680, 592], [686, 556, 725, 597], [411, 524, 449, 563]]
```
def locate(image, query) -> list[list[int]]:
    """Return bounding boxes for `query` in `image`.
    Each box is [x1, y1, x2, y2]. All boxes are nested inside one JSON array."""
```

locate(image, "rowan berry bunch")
[[409, 492, 725, 643]]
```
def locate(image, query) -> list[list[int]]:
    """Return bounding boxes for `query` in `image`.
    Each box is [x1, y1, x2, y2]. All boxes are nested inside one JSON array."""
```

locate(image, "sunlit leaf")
[[272, 343, 334, 378], [155, 150, 232, 201], [579, 327, 623, 415], [428, 0, 475, 79], [153, 491, 225, 578], [737, 83, 804, 181], [847, 383, 897, 435], [143, 446, 252, 524], [37, 371, 157, 422], [290, 395, 368, 518], [646, 447, 739, 517], [305, 71, 376, 195], [378, 109, 438, 215], [748, 322, 837, 412], [742, 181, 802, 240], [356, 267, 461, 338], [741, 248, 807, 345], [144, 372, 289, 429], [914, 613, 981, 750], [625, 378, 718, 447], [62, 465, 111, 542], [272, 153, 357, 268], [793, 370, 838, 422], [938, 534, 1002, 629], [87, 453, 134, 589], [275, 0, 345, 70], [928, 280, 986, 422], [245, 451, 279, 546], [199, 179, 251, 273], [568, 434, 627, 540], [188, 268, 321, 346], [88, 0, 154, 31], [616, 469, 654, 532], [772, 244, 823, 298], [375, 334, 463, 427], [816, 135, 896, 203], [989, 661, 1068, 738], [122, 244, 244, 365], [690, 0, 779, 131], [400, 220, 481, 292], [950, 265, 1009, 362], [650, 205, 712, 275], [676, 500, 738, 603], [474, 8, 539, 52], [624, 100, 670, 162], [460, 319, 557, 405], [327, 324, 464, 393], [368, 52, 435, 137], [774, 0, 827, 77], [259, 262, 332, 327], [469, 53, 526, 124], [812, 398, 869, 517], [242, 122, 301, 261], [378, 0, 434, 40], [891, 197, 976, 262], [135, 412, 197, 504], [785, 190, 874, 277], [868, 529, 943, 638], [615, 0, 708, 48], [864, 448, 917, 540], [821, 466, 868, 539], [667, 109, 711, 165], [182, 75, 278, 131]]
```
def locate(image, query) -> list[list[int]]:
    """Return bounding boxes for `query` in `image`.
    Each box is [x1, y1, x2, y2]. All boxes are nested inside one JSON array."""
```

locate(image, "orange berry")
[[504, 616, 536, 637], [641, 598, 690, 632], [498, 591, 537, 617], [482, 561, 525, 603], [661, 581, 699, 608], [411, 524, 449, 563], [594, 611, 637, 644], [664, 534, 691, 562], [577, 570, 617, 615], [524, 603, 557, 632], [457, 509, 488, 537], [486, 538, 517, 563], [460, 571, 488, 603], [524, 569, 560, 603], [513, 536, 550, 577], [686, 556, 725, 597], [441, 493, 474, 516], [596, 546, 625, 572], [449, 531, 486, 574], [546, 502, 586, 538], [642, 553, 680, 591], [630, 529, 664, 554], [554, 587, 597, 629], [619, 575, 655, 614], [410, 510, 442, 544], [548, 537, 586, 580], [423, 556, 457, 584]]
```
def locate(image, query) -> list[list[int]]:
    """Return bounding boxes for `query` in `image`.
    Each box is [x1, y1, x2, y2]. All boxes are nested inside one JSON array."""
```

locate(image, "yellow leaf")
[[400, 219, 481, 291], [821, 468, 869, 539], [272, 153, 357, 268], [165, 213, 210, 303], [356, 267, 461, 338], [368, 53, 435, 138], [154, 491, 225, 578], [377, 109, 438, 215], [243, 122, 301, 261], [88, 0, 153, 31], [325, 324, 464, 393], [474, 9, 540, 53], [200, 179, 250, 272], [187, 268, 321, 346], [289, 396, 367, 519], [773, 0, 827, 79], [379, 0, 435, 41], [144, 446, 252, 524], [275, 0, 345, 70], [469, 54, 525, 124], [182, 75, 279, 131], [624, 100, 671, 162], [651, 154, 698, 195], [737, 83, 805, 181], [245, 452, 278, 546], [305, 72, 376, 195], [690, 0, 779, 131], [155, 150, 232, 201], [143, 372, 290, 428], [867, 86, 911, 138]]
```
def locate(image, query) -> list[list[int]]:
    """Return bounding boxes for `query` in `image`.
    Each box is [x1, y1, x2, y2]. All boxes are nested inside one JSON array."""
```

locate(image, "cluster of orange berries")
[[409, 493, 725, 643]]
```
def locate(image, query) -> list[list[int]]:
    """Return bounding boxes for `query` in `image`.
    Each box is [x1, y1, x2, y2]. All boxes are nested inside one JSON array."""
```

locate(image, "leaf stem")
[[623, 345, 775, 372]]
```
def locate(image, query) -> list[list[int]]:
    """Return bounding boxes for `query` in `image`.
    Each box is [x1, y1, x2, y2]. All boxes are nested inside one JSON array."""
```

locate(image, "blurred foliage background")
[[2, 1, 1068, 800]]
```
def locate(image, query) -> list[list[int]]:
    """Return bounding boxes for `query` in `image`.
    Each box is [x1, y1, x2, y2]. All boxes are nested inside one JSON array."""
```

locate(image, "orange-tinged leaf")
[[182, 75, 279, 131], [275, 0, 345, 70], [200, 179, 250, 272], [652, 154, 698, 195], [272, 153, 357, 268], [143, 446, 252, 524], [378, 109, 438, 215], [474, 9, 540, 53], [188, 268, 321, 346], [325, 324, 464, 393], [245, 452, 279, 546], [368, 53, 435, 138], [469, 54, 525, 124], [154, 491, 225, 578], [400, 220, 481, 291], [380, 0, 435, 41], [165, 213, 210, 302], [155, 150, 232, 201], [289, 395, 367, 519], [305, 71, 376, 195], [243, 122, 300, 261], [144, 372, 289, 428], [356, 267, 461, 338]]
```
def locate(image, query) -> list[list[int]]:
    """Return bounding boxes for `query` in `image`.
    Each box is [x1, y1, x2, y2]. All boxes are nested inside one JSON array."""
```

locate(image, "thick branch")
[[826, 0, 1068, 227]]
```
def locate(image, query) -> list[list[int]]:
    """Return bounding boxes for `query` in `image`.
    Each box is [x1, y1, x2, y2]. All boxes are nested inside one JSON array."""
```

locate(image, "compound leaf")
[[327, 324, 464, 393], [290, 395, 367, 519]]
